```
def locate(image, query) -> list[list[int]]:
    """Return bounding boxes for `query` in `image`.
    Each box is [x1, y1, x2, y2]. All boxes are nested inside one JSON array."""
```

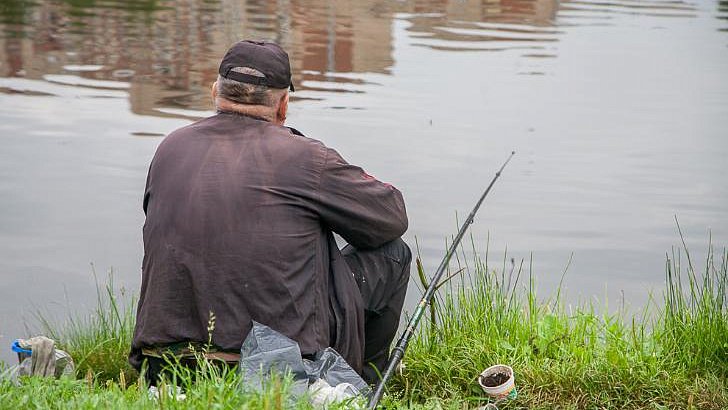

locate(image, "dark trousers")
[[342, 238, 412, 384], [143, 238, 411, 387]]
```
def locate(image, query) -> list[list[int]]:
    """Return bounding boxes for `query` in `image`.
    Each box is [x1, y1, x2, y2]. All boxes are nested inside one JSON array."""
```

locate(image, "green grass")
[[35, 272, 138, 383], [0, 363, 322, 409], [390, 236, 728, 409], [1, 236, 726, 409]]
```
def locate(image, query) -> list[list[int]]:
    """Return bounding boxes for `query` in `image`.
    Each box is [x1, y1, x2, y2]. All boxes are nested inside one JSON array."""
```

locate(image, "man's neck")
[[216, 98, 280, 124]]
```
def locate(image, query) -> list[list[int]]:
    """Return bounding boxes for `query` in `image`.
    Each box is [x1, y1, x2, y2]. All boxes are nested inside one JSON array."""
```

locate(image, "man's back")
[[131, 112, 407, 369]]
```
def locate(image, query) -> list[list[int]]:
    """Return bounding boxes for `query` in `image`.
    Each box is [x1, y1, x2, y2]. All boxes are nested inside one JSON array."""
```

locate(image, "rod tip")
[[511, 150, 516, 155]]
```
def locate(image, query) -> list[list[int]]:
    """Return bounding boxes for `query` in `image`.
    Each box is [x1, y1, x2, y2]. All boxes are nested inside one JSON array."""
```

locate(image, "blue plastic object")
[[11, 340, 32, 355]]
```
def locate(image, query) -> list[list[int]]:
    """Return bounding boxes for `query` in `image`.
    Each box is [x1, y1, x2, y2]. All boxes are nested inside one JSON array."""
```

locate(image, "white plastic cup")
[[478, 364, 515, 399]]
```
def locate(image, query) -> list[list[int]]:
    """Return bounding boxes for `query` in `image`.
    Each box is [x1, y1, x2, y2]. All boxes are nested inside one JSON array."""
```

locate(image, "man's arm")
[[314, 147, 408, 250]]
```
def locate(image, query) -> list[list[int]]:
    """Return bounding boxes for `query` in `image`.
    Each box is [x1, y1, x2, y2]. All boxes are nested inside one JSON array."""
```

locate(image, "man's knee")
[[379, 238, 411, 293], [371, 238, 411, 288], [342, 238, 411, 300], [342, 237, 411, 266], [379, 237, 412, 268]]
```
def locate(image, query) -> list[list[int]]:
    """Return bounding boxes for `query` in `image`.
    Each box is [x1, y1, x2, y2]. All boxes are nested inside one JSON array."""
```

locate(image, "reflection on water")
[[405, 5, 560, 55], [2, 0, 568, 117], [0, 0, 397, 117], [1, 0, 718, 117], [562, 0, 697, 19]]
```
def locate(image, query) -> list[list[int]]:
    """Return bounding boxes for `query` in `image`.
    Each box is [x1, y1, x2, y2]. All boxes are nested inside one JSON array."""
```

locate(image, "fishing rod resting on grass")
[[367, 151, 516, 409]]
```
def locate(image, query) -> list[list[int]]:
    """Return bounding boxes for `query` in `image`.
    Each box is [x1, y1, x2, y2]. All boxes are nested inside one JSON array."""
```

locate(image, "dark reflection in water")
[[2, 1, 392, 116], [0, 0, 575, 118], [405, 1, 561, 57], [1, 0, 715, 118]]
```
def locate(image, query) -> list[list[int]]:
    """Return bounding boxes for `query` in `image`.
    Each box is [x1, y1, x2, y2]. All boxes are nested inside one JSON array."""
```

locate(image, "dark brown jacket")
[[130, 112, 408, 372]]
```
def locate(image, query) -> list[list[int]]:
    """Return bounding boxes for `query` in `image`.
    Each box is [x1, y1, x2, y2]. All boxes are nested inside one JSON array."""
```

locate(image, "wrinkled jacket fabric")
[[130, 112, 408, 372]]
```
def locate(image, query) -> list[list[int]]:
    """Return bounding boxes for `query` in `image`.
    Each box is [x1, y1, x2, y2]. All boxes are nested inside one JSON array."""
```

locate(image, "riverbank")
[[1, 241, 726, 409]]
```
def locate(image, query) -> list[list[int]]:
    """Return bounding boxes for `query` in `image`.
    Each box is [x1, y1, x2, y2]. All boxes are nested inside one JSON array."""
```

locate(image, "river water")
[[0, 0, 727, 365]]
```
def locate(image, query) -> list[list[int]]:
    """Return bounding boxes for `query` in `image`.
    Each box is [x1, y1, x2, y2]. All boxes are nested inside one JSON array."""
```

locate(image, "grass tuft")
[[35, 271, 137, 383], [659, 229, 728, 378]]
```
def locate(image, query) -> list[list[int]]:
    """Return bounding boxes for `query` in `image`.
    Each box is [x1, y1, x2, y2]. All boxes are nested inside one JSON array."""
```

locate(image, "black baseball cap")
[[218, 40, 295, 91]]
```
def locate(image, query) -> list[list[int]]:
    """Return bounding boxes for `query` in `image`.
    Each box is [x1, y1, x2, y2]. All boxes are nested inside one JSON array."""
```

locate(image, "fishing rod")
[[367, 151, 516, 409]]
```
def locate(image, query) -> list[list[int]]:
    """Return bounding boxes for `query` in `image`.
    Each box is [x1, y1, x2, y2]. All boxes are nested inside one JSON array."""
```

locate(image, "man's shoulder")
[[155, 115, 333, 163], [155, 116, 209, 149], [163, 115, 220, 140], [283, 126, 329, 152]]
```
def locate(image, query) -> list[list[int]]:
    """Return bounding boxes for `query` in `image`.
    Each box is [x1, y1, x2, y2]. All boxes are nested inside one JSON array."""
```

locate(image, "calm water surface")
[[1, 0, 727, 364]]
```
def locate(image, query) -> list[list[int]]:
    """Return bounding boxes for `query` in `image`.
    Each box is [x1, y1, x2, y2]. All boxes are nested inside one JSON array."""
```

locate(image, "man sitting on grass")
[[129, 40, 411, 385]]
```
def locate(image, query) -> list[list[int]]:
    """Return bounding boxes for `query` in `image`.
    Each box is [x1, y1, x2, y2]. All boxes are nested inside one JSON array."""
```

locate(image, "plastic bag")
[[1, 337, 75, 384], [239, 321, 369, 405]]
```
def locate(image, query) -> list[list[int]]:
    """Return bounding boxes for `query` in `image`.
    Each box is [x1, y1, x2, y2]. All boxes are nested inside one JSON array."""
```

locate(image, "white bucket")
[[478, 364, 515, 399]]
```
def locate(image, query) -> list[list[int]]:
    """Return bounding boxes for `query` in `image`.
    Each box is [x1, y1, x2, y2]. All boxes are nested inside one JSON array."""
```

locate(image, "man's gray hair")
[[216, 67, 287, 108]]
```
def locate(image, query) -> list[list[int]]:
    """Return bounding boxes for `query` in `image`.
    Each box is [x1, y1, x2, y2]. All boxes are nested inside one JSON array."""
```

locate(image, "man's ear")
[[211, 81, 218, 102], [277, 92, 289, 124]]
